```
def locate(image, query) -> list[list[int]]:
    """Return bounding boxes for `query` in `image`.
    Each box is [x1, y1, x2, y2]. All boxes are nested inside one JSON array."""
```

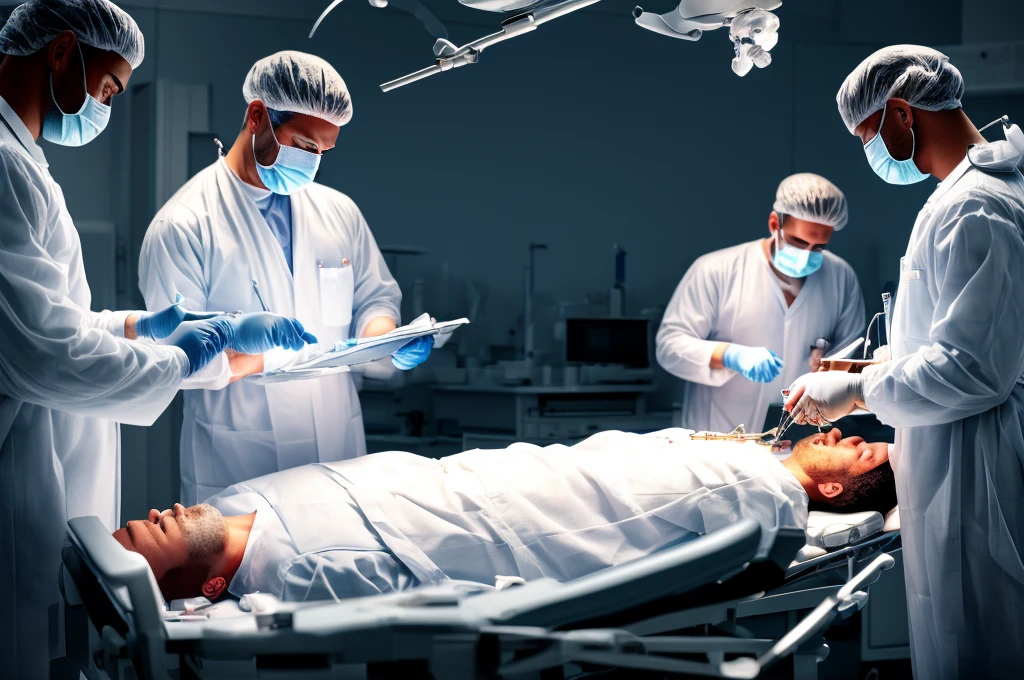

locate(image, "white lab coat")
[[656, 240, 865, 433], [139, 159, 401, 505], [209, 429, 807, 602], [860, 142, 1024, 680], [0, 97, 188, 679]]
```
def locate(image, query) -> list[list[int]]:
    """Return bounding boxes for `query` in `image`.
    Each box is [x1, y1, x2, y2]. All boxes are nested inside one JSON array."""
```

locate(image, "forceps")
[[252, 279, 270, 312], [769, 389, 830, 447]]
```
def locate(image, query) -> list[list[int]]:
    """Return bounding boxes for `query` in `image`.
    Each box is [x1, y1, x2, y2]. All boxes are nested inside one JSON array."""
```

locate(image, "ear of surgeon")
[[767, 212, 832, 279], [0, 0, 142, 143], [41, 30, 130, 147], [767, 172, 846, 278], [249, 103, 340, 160], [838, 44, 980, 184], [232, 50, 349, 195]]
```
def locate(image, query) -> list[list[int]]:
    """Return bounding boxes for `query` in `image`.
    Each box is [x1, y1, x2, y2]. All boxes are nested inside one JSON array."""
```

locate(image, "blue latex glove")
[[172, 318, 234, 377], [136, 294, 223, 340], [226, 312, 318, 355], [722, 344, 783, 384], [392, 335, 434, 370]]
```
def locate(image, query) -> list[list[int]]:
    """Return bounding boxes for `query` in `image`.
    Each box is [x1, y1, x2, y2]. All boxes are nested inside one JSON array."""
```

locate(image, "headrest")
[[883, 506, 900, 531], [804, 510, 885, 549]]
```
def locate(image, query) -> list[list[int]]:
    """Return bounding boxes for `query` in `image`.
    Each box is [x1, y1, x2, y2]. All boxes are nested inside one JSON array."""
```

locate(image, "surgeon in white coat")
[[786, 46, 1024, 680], [656, 173, 865, 433], [140, 51, 432, 506], [0, 2, 315, 677]]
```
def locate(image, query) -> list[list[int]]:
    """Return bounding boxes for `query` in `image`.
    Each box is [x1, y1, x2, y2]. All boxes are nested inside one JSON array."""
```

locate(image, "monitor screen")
[[565, 318, 650, 368]]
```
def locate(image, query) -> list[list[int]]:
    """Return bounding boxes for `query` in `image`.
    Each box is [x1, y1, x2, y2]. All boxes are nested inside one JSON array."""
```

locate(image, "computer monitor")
[[565, 318, 650, 368]]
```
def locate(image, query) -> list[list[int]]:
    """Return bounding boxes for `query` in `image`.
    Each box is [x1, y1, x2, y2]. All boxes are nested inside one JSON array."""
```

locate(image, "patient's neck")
[[780, 456, 828, 502], [213, 512, 256, 585]]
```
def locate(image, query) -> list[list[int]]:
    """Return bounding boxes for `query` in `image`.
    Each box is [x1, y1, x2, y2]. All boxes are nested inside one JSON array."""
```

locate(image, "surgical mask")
[[252, 124, 320, 195], [863, 105, 929, 185], [41, 42, 111, 147], [773, 227, 823, 278]]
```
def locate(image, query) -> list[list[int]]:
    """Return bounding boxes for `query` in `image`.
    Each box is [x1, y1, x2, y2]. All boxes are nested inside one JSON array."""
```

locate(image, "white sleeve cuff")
[[90, 309, 134, 337], [263, 347, 304, 373], [179, 352, 231, 390]]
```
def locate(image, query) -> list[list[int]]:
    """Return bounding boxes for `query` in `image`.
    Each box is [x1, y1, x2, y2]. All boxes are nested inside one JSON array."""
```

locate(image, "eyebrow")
[[292, 135, 319, 150], [109, 72, 124, 95], [789, 235, 827, 250]]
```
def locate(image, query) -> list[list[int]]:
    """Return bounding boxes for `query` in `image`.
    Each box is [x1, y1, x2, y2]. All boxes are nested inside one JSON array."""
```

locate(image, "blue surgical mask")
[[773, 228, 823, 278], [863, 105, 929, 185], [41, 43, 111, 147], [253, 125, 320, 195]]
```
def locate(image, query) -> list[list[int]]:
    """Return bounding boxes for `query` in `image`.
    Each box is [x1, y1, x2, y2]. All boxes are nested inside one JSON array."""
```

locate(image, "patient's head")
[[113, 503, 230, 601], [786, 428, 896, 514]]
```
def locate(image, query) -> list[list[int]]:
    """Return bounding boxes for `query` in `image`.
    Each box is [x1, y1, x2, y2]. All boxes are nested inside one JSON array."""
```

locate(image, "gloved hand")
[[135, 294, 223, 340], [392, 335, 434, 370], [172, 318, 235, 377], [226, 313, 318, 355], [722, 344, 783, 383], [784, 371, 864, 424]]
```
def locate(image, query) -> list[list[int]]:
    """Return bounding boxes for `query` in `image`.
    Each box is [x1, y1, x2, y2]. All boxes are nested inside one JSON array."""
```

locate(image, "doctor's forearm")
[[229, 351, 264, 382], [710, 342, 729, 370], [360, 316, 397, 338], [124, 313, 139, 340], [655, 333, 734, 387]]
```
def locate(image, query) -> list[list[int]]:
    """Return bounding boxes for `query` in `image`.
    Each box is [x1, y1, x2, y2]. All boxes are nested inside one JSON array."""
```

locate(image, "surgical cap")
[[773, 173, 849, 230], [0, 0, 144, 69], [242, 51, 352, 127], [837, 45, 964, 135]]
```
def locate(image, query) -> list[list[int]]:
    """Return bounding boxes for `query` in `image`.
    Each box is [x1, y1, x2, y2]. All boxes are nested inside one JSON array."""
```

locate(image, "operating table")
[[59, 510, 900, 680]]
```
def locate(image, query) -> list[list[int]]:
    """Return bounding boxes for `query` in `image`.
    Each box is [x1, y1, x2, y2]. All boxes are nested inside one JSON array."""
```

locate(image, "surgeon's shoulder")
[[306, 182, 365, 224], [143, 207, 206, 254], [819, 250, 859, 280], [0, 142, 52, 222], [146, 168, 219, 241], [934, 176, 1024, 241], [698, 241, 753, 265], [685, 241, 753, 277], [0, 141, 47, 190]]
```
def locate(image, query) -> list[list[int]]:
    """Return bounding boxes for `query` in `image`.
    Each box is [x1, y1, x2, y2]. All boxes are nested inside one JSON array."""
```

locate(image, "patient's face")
[[113, 503, 227, 593], [791, 428, 888, 480]]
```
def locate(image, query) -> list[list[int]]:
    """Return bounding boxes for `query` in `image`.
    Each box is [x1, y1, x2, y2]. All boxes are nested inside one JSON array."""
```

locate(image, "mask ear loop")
[[252, 109, 283, 169], [49, 40, 90, 117], [773, 213, 786, 255], [864, 104, 887, 148], [875, 102, 917, 163]]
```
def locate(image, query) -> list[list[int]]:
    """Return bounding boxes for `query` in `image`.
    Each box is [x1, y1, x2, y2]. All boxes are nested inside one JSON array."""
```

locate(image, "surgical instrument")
[[863, 312, 885, 359], [767, 389, 797, 446], [380, 0, 604, 92], [881, 292, 892, 348], [252, 279, 270, 312], [828, 336, 864, 361], [689, 424, 775, 444], [688, 424, 801, 447], [770, 389, 832, 447]]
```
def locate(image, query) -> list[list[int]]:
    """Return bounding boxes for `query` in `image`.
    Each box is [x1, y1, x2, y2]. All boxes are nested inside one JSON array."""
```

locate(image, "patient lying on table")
[[113, 427, 895, 604]]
